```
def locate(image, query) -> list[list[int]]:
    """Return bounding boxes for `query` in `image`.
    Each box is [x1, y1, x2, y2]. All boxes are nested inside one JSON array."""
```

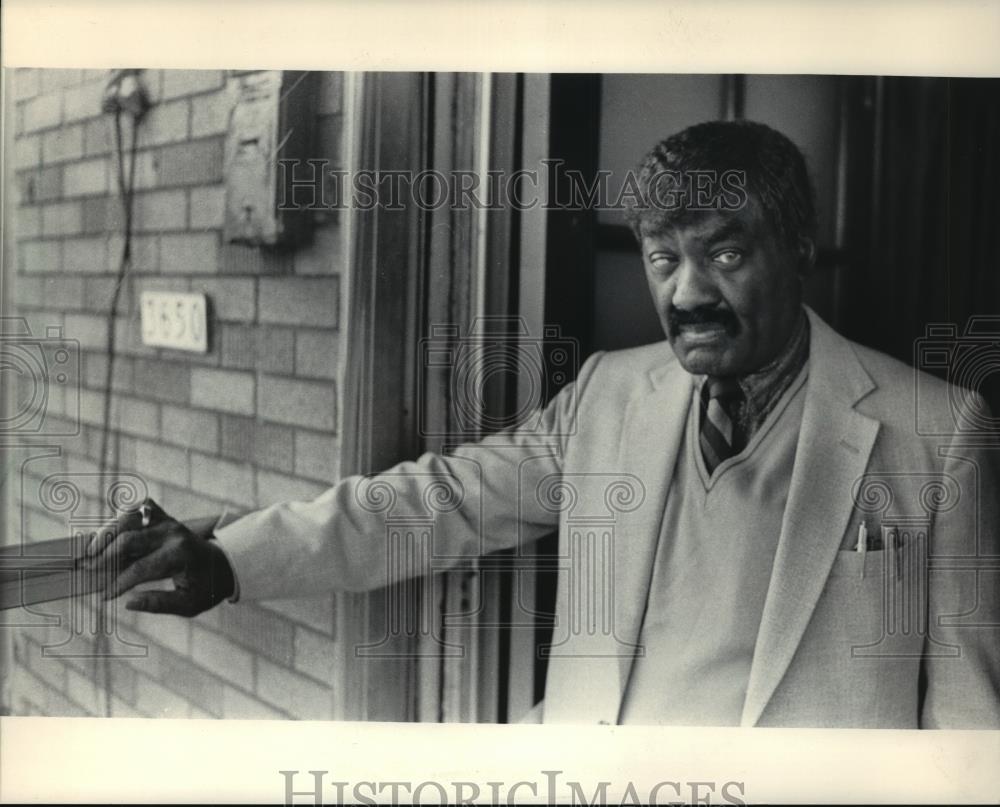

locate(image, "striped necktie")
[[700, 378, 745, 475]]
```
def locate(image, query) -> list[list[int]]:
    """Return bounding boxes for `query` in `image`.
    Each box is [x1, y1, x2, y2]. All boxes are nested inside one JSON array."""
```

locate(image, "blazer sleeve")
[[213, 351, 604, 601], [920, 392, 1000, 728]]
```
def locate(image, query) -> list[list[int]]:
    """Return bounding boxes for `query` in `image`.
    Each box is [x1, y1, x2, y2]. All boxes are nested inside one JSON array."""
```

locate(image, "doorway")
[[507, 73, 1000, 717]]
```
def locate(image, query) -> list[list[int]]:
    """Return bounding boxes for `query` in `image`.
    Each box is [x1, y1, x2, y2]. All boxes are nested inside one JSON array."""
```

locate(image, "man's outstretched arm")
[[85, 350, 601, 615]]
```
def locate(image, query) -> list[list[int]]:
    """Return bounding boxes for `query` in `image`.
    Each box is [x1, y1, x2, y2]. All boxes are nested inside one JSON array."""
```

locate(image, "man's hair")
[[624, 120, 816, 247]]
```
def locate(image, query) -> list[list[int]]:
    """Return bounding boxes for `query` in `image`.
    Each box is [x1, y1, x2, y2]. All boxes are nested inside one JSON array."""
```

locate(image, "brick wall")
[[3, 68, 352, 719]]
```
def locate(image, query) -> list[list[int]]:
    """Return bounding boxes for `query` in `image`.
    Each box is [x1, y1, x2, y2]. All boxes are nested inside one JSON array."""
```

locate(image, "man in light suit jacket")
[[91, 121, 1000, 728]]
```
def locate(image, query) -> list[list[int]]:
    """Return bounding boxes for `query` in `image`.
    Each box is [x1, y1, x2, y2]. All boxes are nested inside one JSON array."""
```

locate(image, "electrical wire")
[[93, 78, 143, 718]]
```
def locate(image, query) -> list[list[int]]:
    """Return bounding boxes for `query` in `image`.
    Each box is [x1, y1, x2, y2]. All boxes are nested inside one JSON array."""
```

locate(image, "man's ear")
[[796, 236, 817, 272]]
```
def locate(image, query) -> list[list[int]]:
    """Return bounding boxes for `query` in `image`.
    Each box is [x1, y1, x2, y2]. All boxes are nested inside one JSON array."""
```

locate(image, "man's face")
[[641, 206, 805, 378]]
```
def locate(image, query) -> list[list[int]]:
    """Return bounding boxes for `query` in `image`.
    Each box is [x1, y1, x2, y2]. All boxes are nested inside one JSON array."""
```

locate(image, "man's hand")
[[81, 499, 235, 617]]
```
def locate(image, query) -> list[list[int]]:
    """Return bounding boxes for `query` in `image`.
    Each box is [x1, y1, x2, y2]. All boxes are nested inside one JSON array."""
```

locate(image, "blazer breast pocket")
[[817, 549, 891, 645], [827, 547, 888, 580]]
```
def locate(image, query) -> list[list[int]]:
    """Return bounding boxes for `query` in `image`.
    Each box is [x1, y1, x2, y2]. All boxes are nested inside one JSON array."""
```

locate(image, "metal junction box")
[[223, 70, 317, 248]]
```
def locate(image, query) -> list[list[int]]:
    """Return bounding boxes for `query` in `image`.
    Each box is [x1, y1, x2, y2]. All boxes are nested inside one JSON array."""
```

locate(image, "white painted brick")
[[190, 367, 255, 414], [132, 611, 191, 656], [24, 165, 62, 204], [83, 275, 119, 311], [130, 150, 160, 191], [190, 455, 255, 508], [63, 237, 109, 274], [134, 674, 189, 718], [190, 625, 254, 691], [143, 70, 166, 103], [102, 233, 159, 274], [14, 68, 41, 100], [66, 668, 102, 715], [16, 666, 87, 716], [256, 657, 333, 720], [136, 189, 187, 232], [15, 134, 42, 168], [134, 276, 187, 298], [294, 431, 339, 482], [63, 80, 105, 123], [23, 92, 62, 132], [160, 232, 218, 274], [188, 278, 255, 321], [8, 667, 47, 714], [260, 594, 336, 636], [256, 471, 327, 508], [259, 278, 339, 327], [42, 125, 85, 164], [162, 70, 225, 100], [110, 696, 144, 718], [295, 330, 339, 379], [41, 202, 83, 236], [161, 405, 218, 450], [46, 381, 70, 424], [81, 69, 111, 84], [123, 637, 163, 682], [26, 644, 67, 692], [64, 313, 107, 350], [63, 157, 109, 197], [191, 89, 235, 138], [40, 275, 85, 310], [189, 185, 226, 229], [17, 206, 42, 239], [83, 116, 112, 157], [78, 388, 105, 426], [222, 685, 287, 719], [113, 396, 160, 437], [138, 101, 189, 147], [293, 626, 339, 682], [14, 274, 44, 307], [27, 509, 67, 543], [134, 439, 189, 487], [41, 69, 83, 92], [156, 486, 227, 524], [113, 315, 156, 357], [258, 375, 336, 431], [20, 240, 61, 274]]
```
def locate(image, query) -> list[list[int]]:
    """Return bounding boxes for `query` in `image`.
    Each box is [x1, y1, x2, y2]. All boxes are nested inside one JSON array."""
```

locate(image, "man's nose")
[[671, 259, 718, 310]]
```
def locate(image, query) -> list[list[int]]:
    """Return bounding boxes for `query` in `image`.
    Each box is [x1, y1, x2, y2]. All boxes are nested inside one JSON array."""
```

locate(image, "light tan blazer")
[[217, 307, 1000, 727]]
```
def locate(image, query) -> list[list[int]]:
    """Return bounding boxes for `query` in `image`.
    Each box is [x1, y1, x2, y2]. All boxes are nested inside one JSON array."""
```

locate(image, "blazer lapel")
[[741, 308, 880, 726], [611, 358, 694, 711], [543, 349, 693, 723]]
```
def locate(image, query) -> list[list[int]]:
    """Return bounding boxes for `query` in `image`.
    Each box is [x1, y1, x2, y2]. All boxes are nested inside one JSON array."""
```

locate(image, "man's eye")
[[649, 254, 678, 272], [714, 249, 743, 267]]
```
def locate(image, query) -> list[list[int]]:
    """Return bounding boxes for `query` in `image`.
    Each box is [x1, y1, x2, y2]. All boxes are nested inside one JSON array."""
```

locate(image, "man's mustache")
[[668, 306, 740, 337]]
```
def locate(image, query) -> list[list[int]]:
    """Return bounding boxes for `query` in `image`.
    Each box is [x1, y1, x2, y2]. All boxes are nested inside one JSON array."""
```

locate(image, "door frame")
[[338, 71, 532, 723]]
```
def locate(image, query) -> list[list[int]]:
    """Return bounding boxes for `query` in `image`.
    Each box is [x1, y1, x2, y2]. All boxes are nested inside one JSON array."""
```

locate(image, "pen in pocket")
[[856, 520, 867, 579], [887, 526, 901, 579]]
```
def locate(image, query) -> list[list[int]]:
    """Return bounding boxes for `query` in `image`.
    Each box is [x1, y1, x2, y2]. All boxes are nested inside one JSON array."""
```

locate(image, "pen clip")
[[856, 520, 867, 580], [887, 526, 901, 580]]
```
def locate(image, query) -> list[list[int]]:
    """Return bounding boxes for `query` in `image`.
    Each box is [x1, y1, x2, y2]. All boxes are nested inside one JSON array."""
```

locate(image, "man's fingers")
[[125, 589, 200, 617], [103, 547, 175, 600], [85, 518, 123, 557], [95, 522, 173, 573], [85, 498, 166, 557]]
